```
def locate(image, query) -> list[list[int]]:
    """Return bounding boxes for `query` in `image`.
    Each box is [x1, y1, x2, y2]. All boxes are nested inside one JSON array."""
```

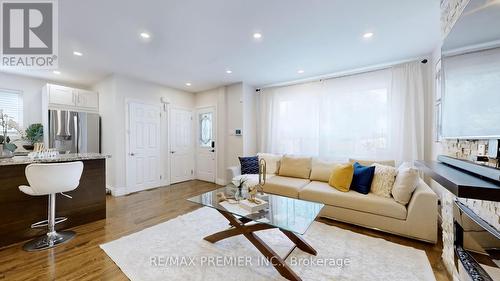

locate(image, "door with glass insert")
[[196, 107, 216, 182]]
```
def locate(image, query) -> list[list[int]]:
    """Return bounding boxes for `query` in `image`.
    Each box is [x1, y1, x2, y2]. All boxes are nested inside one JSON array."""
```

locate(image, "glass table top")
[[187, 185, 324, 235]]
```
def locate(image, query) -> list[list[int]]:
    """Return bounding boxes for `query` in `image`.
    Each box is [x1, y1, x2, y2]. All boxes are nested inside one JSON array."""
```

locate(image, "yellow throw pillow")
[[328, 163, 354, 192]]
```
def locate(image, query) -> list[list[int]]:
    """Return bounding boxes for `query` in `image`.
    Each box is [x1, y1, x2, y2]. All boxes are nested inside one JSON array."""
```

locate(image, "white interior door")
[[196, 107, 216, 182], [127, 102, 161, 193], [170, 107, 194, 184]]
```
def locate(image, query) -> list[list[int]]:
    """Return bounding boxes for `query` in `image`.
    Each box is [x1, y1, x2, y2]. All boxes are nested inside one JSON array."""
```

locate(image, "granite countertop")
[[0, 153, 111, 166]]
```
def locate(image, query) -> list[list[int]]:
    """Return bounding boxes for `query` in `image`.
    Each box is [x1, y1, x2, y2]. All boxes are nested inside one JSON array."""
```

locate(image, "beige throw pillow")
[[370, 163, 397, 198], [278, 155, 312, 179], [310, 159, 336, 182], [392, 162, 419, 205], [349, 158, 396, 167], [257, 153, 282, 174]]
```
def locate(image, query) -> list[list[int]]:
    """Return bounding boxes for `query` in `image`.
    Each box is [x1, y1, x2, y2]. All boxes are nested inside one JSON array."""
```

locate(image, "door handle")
[[170, 151, 176, 154], [130, 153, 135, 156], [210, 149, 215, 152]]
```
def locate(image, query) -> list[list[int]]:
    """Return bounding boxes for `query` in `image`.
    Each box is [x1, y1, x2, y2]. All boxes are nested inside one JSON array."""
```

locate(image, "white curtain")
[[390, 62, 427, 163], [259, 61, 428, 163]]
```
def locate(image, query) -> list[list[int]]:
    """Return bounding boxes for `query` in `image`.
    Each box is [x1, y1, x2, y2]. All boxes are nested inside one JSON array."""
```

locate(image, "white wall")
[[0, 72, 87, 126], [225, 83, 244, 168], [93, 76, 117, 191], [242, 83, 257, 156], [95, 74, 195, 195]]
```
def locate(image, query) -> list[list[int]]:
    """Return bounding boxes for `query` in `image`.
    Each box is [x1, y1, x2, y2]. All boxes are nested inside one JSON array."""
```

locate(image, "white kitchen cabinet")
[[44, 84, 99, 112], [76, 90, 99, 109], [48, 84, 76, 106]]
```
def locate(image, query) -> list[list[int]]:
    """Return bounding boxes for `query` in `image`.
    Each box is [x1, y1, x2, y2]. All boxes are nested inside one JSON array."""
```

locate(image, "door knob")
[[210, 149, 215, 152], [130, 153, 135, 156], [170, 151, 176, 154]]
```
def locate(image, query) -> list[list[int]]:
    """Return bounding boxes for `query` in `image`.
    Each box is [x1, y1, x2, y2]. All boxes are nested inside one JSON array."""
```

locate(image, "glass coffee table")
[[188, 184, 324, 281]]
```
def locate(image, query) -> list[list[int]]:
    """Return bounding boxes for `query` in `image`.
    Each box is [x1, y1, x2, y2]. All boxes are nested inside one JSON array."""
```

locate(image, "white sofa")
[[227, 157, 438, 243]]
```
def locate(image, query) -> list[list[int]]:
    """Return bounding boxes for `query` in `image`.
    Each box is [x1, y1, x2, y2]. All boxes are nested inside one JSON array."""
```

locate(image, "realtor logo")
[[1, 0, 58, 68]]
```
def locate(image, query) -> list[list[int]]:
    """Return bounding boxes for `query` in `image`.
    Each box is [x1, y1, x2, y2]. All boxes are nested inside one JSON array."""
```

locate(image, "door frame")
[[195, 105, 218, 183], [168, 105, 195, 184], [125, 99, 167, 193]]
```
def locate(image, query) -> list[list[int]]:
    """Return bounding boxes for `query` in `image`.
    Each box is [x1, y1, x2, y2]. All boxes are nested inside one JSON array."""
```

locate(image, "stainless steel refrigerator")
[[48, 110, 100, 153]]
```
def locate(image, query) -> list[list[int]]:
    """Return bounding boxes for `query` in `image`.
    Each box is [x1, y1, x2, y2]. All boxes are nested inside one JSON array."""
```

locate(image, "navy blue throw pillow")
[[350, 162, 375, 194], [239, 156, 259, 174]]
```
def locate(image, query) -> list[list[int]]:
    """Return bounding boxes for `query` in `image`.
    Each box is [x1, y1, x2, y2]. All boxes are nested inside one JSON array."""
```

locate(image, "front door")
[[127, 102, 161, 193], [196, 107, 216, 182], [169, 107, 194, 184]]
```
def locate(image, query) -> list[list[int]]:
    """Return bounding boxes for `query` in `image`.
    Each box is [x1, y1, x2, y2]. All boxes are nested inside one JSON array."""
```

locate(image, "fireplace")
[[454, 200, 500, 280]]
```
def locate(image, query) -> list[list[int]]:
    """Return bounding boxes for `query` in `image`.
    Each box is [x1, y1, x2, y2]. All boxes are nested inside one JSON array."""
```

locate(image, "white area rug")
[[100, 207, 435, 281]]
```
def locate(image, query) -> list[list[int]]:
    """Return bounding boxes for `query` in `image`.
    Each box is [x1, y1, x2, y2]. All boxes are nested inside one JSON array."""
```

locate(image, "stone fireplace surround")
[[437, 2, 500, 279]]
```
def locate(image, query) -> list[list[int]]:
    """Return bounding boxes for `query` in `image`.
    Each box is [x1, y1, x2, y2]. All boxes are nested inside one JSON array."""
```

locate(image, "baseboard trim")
[[108, 185, 129, 197]]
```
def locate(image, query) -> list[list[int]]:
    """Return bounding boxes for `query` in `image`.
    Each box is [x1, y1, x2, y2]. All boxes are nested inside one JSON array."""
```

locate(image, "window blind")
[[0, 89, 23, 133], [443, 47, 500, 138]]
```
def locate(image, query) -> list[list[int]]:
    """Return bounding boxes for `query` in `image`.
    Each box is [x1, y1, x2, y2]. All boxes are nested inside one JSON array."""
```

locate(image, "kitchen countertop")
[[0, 153, 111, 166]]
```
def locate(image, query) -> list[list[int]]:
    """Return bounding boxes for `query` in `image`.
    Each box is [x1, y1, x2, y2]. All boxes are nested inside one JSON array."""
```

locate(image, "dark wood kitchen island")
[[0, 153, 109, 248]]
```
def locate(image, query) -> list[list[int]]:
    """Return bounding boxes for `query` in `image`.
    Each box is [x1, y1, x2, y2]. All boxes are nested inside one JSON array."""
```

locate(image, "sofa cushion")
[[257, 153, 282, 174], [351, 162, 375, 194], [239, 156, 259, 174], [263, 176, 310, 198], [392, 162, 419, 205], [300, 181, 407, 220], [370, 163, 397, 198], [278, 155, 312, 179], [328, 163, 354, 192], [310, 159, 336, 182], [349, 158, 396, 167]]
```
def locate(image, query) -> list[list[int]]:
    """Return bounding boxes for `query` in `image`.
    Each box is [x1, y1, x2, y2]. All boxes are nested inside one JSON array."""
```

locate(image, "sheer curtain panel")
[[258, 61, 428, 163]]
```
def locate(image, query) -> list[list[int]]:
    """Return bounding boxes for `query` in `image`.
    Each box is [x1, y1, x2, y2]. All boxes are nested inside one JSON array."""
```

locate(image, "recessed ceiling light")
[[363, 32, 374, 39], [140, 32, 151, 39], [73, 51, 83, 56], [53, 70, 61, 75], [297, 69, 305, 74], [226, 70, 232, 74], [253, 32, 262, 39], [185, 82, 192, 86]]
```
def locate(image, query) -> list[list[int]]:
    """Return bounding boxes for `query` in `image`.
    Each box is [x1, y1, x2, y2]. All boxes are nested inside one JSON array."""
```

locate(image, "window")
[[260, 69, 392, 161], [199, 112, 213, 147], [0, 89, 23, 135]]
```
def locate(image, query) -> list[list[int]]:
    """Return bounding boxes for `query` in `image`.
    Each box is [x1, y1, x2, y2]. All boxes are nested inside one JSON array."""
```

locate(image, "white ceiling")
[[0, 0, 440, 92]]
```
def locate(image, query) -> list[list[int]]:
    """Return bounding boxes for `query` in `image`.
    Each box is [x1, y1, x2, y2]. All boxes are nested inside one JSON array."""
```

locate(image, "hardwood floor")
[[0, 180, 451, 281]]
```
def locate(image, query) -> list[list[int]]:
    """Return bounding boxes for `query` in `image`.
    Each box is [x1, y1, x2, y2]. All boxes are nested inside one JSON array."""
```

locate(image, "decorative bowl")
[[22, 145, 35, 151]]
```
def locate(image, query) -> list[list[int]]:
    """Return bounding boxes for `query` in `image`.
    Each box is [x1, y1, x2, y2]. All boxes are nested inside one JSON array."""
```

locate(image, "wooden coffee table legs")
[[204, 210, 317, 281]]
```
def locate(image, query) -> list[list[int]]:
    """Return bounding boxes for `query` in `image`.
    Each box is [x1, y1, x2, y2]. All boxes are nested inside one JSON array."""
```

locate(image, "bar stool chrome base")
[[23, 230, 76, 251]]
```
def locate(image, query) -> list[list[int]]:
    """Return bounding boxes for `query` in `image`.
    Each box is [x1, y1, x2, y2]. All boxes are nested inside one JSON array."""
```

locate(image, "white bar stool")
[[18, 161, 84, 251]]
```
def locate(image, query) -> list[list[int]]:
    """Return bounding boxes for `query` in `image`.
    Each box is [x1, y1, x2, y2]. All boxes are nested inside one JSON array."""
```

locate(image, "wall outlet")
[[478, 144, 486, 156]]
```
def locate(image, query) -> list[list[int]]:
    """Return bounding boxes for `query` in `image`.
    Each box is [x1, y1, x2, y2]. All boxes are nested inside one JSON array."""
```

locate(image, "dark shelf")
[[416, 160, 500, 202]]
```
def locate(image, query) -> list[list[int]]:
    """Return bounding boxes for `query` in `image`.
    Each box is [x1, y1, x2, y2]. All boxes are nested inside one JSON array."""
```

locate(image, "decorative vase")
[[235, 185, 244, 201], [0, 144, 13, 158]]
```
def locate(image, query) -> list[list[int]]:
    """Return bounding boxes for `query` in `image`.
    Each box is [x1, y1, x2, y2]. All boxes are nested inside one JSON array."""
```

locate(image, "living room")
[[0, 0, 499, 281]]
